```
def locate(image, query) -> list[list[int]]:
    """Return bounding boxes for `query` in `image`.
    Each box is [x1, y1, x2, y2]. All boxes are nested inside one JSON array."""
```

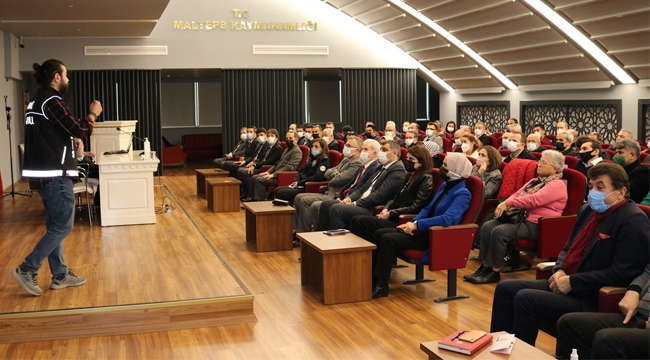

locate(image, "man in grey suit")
[[293, 136, 363, 235], [242, 131, 302, 202], [317, 140, 406, 230]]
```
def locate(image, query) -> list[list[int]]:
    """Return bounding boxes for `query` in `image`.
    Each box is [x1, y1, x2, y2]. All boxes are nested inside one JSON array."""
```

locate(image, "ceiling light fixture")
[[386, 0, 518, 90], [523, 0, 636, 85]]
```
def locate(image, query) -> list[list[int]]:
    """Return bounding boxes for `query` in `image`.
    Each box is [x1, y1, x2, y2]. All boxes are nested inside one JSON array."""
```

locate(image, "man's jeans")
[[21, 176, 74, 277]]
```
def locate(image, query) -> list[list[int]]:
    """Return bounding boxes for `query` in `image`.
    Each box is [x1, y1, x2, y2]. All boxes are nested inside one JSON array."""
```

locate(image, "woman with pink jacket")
[[467, 150, 568, 284]]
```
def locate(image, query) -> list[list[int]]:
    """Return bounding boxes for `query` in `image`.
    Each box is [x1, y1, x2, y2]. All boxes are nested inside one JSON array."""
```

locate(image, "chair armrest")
[[235, 156, 244, 161], [599, 286, 627, 296], [305, 181, 329, 193], [598, 287, 627, 313], [398, 214, 416, 225], [428, 224, 478, 271], [537, 215, 577, 259], [276, 171, 298, 187], [260, 165, 272, 172], [536, 262, 556, 271]]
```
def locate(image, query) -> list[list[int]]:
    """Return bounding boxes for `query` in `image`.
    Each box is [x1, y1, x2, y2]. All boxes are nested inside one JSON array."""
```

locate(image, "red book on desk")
[[438, 330, 493, 355]]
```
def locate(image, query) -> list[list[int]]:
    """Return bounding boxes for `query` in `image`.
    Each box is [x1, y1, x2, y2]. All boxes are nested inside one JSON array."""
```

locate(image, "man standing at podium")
[[12, 59, 102, 296]]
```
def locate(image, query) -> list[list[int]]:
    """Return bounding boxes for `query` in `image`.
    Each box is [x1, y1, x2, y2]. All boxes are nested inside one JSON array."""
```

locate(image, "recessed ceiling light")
[[69, 4, 73, 7]]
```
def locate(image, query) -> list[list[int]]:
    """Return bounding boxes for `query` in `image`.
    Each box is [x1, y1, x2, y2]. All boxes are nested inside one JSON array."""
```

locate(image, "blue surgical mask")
[[246, 133, 254, 140], [311, 149, 321, 157], [587, 189, 617, 213]]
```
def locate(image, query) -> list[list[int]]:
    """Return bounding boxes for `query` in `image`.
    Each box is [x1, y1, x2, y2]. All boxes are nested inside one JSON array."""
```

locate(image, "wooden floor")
[[0, 162, 557, 358]]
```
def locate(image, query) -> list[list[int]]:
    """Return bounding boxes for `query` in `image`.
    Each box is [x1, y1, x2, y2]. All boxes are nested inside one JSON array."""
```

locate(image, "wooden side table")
[[420, 331, 555, 359], [296, 232, 376, 305], [196, 168, 229, 197], [206, 177, 241, 212], [241, 201, 295, 252]]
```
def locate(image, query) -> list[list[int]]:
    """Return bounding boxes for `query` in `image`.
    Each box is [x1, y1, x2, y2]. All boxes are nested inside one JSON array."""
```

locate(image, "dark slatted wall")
[[340, 69, 417, 133], [222, 69, 304, 151]]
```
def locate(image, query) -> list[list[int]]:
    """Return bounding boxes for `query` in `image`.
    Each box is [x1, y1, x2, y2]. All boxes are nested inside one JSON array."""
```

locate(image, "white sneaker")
[[50, 270, 86, 290], [11, 266, 42, 296]]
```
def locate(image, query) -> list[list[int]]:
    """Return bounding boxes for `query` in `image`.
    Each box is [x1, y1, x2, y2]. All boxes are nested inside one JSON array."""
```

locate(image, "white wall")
[[441, 85, 650, 138], [18, 0, 419, 71]]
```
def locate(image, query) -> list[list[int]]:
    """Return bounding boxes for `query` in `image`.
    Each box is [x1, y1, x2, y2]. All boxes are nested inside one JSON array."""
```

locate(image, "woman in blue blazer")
[[371, 152, 473, 298]]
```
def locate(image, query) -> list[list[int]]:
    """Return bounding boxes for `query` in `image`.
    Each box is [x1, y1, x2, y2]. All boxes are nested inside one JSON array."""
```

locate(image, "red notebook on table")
[[438, 330, 493, 355]]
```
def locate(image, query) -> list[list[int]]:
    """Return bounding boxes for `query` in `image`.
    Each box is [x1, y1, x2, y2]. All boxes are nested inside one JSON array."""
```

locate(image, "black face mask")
[[312, 134, 319, 139], [286, 140, 294, 148], [404, 160, 417, 173], [579, 150, 593, 163], [365, 132, 372, 138], [556, 143, 566, 151], [439, 167, 450, 182]]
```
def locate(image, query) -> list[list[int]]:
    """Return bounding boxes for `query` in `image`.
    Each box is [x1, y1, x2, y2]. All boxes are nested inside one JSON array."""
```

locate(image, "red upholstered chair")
[[267, 145, 310, 193], [545, 134, 556, 143], [563, 155, 579, 169], [640, 152, 649, 162], [419, 130, 426, 137], [504, 168, 588, 272], [431, 168, 442, 193], [279, 141, 287, 150], [540, 144, 554, 150], [453, 146, 463, 153], [531, 152, 543, 160], [162, 140, 187, 166], [328, 150, 342, 167], [600, 143, 612, 149], [499, 149, 511, 158], [298, 145, 309, 168], [466, 156, 476, 165], [486, 135, 497, 147], [493, 132, 504, 139], [377, 130, 385, 137], [604, 149, 616, 158], [442, 137, 452, 153], [400, 147, 408, 162], [336, 140, 345, 151], [396, 175, 484, 302]]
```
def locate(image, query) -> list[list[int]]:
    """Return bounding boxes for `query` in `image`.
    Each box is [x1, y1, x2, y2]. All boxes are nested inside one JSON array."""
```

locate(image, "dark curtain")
[[222, 69, 304, 152], [70, 70, 162, 175], [341, 69, 417, 133]]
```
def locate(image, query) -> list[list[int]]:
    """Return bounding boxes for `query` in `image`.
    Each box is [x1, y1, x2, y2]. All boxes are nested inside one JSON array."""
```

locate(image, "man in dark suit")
[[237, 128, 283, 194], [490, 162, 650, 347], [225, 127, 266, 178], [503, 132, 538, 163], [614, 138, 650, 203], [318, 140, 406, 230], [325, 122, 343, 141], [556, 130, 579, 157], [214, 126, 250, 169], [475, 121, 491, 147], [321, 128, 340, 151], [526, 133, 547, 154], [574, 140, 604, 177]]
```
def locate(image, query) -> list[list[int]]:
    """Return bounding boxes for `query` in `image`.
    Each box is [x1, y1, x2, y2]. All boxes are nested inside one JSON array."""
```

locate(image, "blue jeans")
[[21, 176, 74, 277]]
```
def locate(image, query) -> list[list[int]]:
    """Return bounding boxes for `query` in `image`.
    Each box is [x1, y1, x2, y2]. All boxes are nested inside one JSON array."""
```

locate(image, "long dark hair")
[[407, 145, 433, 189], [33, 59, 65, 87]]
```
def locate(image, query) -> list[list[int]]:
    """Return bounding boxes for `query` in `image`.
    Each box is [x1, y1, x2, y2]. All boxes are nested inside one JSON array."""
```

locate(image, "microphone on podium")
[[102, 127, 149, 156]]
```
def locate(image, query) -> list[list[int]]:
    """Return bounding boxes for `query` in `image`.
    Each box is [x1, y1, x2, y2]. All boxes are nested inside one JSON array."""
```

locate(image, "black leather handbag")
[[496, 208, 529, 224]]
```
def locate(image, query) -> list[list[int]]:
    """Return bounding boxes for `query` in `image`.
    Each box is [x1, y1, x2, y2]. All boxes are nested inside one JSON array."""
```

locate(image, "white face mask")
[[476, 157, 485, 166], [461, 143, 471, 153], [403, 126, 409, 132], [474, 129, 483, 137], [454, 139, 462, 146], [258, 136, 266, 143], [425, 129, 434, 137], [502, 139, 510, 148], [343, 146, 353, 158], [240, 133, 247, 141], [405, 139, 414, 146], [527, 142, 538, 152], [296, 131, 304, 138], [507, 141, 520, 152], [322, 136, 330, 143], [534, 131, 542, 138], [385, 131, 394, 137], [305, 133, 313, 140], [447, 126, 455, 132], [267, 136, 277, 145], [359, 151, 371, 164], [377, 151, 389, 165]]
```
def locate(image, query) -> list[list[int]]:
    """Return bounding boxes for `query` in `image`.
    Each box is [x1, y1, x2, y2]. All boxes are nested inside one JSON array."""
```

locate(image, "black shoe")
[[241, 198, 254, 202], [463, 265, 487, 281], [469, 270, 500, 284], [293, 239, 300, 247], [372, 285, 389, 299]]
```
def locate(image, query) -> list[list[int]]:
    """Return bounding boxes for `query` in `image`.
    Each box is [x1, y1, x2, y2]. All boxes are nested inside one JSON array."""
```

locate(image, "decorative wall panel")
[[457, 102, 509, 133]]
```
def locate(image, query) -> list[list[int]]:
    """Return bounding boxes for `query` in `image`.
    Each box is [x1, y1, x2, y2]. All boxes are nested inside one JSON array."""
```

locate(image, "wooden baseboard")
[[0, 295, 256, 344]]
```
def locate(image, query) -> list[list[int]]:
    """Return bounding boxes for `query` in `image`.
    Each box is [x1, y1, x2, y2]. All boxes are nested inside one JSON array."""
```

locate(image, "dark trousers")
[[225, 161, 243, 178], [556, 312, 649, 359], [274, 186, 304, 203], [237, 167, 261, 195], [315, 199, 339, 231], [372, 228, 429, 281], [478, 219, 538, 268], [349, 216, 399, 275], [490, 279, 598, 346]]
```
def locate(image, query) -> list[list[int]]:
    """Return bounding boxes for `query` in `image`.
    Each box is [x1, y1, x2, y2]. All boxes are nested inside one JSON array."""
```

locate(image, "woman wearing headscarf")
[[424, 140, 442, 169], [467, 150, 568, 284], [371, 152, 474, 298], [349, 145, 434, 243]]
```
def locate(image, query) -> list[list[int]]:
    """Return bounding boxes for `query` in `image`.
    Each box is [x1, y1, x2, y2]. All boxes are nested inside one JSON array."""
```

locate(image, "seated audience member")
[[241, 131, 302, 202], [384, 121, 402, 141], [424, 139, 443, 169], [474, 121, 491, 147], [226, 127, 267, 178], [316, 140, 405, 231], [312, 139, 381, 230], [292, 136, 363, 241], [587, 132, 601, 143], [311, 124, 322, 140], [557, 120, 569, 132], [533, 123, 552, 146], [556, 264, 650, 360], [321, 128, 340, 151], [433, 120, 446, 137], [614, 138, 650, 203], [300, 124, 314, 146], [274, 138, 330, 203], [575, 141, 604, 177], [609, 129, 634, 150], [509, 124, 522, 134], [402, 130, 419, 148], [507, 118, 518, 129], [402, 121, 410, 133], [460, 134, 480, 159], [499, 132, 512, 150], [369, 153, 473, 298], [297, 124, 309, 146], [379, 134, 393, 145], [349, 145, 434, 249], [574, 135, 589, 150], [472, 146, 503, 199], [237, 128, 283, 185], [556, 130, 579, 157], [568, 129, 578, 143], [288, 123, 297, 132], [489, 162, 650, 346], [445, 121, 456, 134], [460, 125, 472, 134], [526, 133, 546, 153], [452, 129, 466, 151], [214, 127, 249, 169], [408, 122, 424, 141], [364, 124, 381, 142], [424, 121, 444, 149], [503, 132, 538, 163], [325, 122, 342, 141], [467, 151, 568, 284], [74, 138, 98, 178]]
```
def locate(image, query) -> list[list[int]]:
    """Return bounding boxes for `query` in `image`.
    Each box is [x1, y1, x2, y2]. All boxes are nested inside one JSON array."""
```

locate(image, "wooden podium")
[[91, 120, 138, 156]]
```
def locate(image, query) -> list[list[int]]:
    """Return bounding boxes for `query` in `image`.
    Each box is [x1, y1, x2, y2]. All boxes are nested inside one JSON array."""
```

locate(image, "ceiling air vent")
[[84, 45, 168, 56], [253, 45, 329, 55]]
